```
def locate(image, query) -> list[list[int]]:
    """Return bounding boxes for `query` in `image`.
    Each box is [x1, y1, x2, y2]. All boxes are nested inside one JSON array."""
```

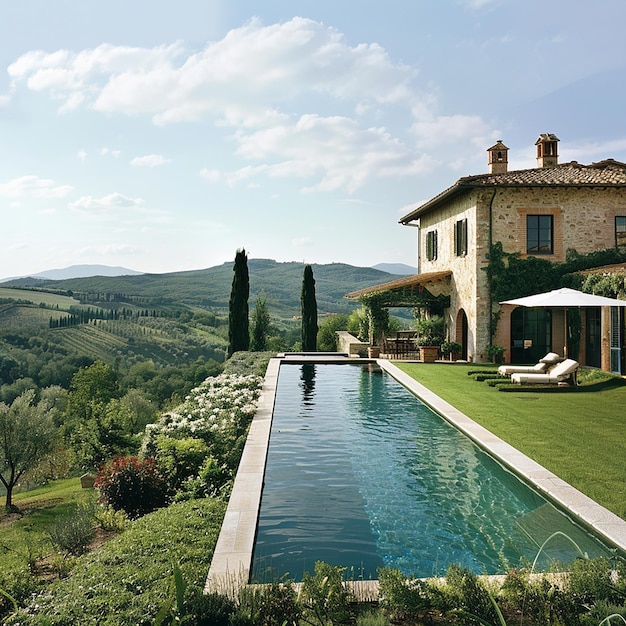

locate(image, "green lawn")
[[396, 363, 626, 520]]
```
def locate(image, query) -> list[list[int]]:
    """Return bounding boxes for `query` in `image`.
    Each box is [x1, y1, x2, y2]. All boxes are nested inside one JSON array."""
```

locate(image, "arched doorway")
[[455, 309, 469, 360], [510, 308, 552, 363]]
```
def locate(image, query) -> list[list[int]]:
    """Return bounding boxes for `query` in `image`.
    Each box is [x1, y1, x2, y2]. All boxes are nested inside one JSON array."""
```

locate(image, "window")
[[526, 215, 553, 254], [455, 218, 468, 256], [426, 230, 438, 261], [616, 216, 626, 247]]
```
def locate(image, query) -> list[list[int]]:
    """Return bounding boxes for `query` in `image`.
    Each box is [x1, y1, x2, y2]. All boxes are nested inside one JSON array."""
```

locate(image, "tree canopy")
[[0, 389, 57, 508]]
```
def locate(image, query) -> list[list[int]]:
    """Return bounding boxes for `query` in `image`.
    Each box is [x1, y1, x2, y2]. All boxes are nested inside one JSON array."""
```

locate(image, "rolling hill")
[[4, 259, 403, 318]]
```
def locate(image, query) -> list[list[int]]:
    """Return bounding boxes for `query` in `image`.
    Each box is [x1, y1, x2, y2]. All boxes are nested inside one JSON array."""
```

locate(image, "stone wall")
[[335, 331, 369, 356], [491, 186, 626, 262]]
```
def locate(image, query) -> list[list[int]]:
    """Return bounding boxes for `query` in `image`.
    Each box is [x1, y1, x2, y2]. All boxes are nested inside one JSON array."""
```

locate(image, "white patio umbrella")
[[501, 287, 626, 309], [500, 287, 626, 357]]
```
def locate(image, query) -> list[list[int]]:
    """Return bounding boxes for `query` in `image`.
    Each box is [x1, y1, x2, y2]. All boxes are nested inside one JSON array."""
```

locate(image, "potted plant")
[[415, 315, 445, 363], [441, 340, 462, 361], [486, 343, 505, 364]]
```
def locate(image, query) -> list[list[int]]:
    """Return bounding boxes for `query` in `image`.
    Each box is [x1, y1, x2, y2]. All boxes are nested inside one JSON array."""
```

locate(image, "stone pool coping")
[[205, 356, 626, 595]]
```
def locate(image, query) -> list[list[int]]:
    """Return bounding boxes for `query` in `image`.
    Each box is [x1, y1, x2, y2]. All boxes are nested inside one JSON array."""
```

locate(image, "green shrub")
[[500, 569, 554, 625], [183, 590, 236, 626], [442, 563, 499, 625], [377, 567, 433, 621], [93, 504, 129, 532], [95, 456, 169, 519], [46, 503, 96, 556], [176, 455, 231, 501], [258, 582, 301, 626], [154, 435, 210, 490], [0, 565, 36, 621], [568, 557, 616, 605], [300, 561, 354, 625]]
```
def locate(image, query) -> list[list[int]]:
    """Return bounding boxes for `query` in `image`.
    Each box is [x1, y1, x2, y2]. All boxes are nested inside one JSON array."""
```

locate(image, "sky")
[[2, 0, 626, 278]]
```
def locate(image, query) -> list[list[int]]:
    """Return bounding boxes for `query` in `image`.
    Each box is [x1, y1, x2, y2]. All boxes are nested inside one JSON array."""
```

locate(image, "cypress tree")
[[301, 264, 318, 352], [228, 248, 250, 356]]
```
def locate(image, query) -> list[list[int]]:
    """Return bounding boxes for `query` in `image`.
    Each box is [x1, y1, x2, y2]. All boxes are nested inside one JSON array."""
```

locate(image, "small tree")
[[228, 249, 250, 356], [0, 390, 57, 509], [301, 264, 318, 352], [251, 295, 271, 351], [317, 314, 350, 351]]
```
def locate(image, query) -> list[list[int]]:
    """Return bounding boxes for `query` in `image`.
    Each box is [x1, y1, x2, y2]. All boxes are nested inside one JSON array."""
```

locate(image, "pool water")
[[252, 363, 611, 582]]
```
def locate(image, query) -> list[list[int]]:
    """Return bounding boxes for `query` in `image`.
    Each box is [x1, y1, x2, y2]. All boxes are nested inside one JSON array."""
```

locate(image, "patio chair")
[[497, 352, 561, 376], [510, 358, 579, 386]]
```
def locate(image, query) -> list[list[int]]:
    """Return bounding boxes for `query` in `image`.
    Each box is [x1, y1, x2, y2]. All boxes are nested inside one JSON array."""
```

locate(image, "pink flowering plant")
[[142, 374, 262, 499]]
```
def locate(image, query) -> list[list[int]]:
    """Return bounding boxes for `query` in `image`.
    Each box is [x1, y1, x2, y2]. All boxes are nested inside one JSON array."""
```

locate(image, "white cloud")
[[411, 114, 492, 148], [7, 17, 491, 194], [0, 175, 73, 198], [562, 138, 626, 162], [130, 154, 171, 167], [199, 169, 221, 183], [69, 192, 144, 221], [460, 0, 502, 9], [69, 192, 172, 225], [78, 150, 87, 162], [8, 18, 416, 127], [212, 114, 436, 193], [76, 243, 143, 257]]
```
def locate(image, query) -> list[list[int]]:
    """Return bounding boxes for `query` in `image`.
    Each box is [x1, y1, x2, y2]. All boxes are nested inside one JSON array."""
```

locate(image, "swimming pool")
[[252, 362, 614, 582]]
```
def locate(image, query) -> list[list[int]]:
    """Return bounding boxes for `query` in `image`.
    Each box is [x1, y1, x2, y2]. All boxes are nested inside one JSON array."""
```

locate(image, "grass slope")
[[397, 363, 626, 520], [5, 498, 227, 625]]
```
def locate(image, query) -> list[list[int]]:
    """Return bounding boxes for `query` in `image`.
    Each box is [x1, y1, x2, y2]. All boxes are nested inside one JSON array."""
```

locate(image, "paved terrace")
[[206, 356, 626, 597]]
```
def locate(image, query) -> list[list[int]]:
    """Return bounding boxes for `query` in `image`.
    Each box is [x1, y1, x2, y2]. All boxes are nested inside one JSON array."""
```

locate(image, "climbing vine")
[[485, 243, 626, 343], [359, 294, 389, 344], [485, 243, 626, 303]]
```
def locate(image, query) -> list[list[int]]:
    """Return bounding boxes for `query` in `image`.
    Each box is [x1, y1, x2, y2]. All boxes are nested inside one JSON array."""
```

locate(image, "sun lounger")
[[497, 352, 561, 376], [510, 358, 579, 386]]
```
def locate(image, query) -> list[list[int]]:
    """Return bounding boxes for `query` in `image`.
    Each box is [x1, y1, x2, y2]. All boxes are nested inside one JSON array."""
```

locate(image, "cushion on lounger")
[[552, 359, 579, 377], [539, 352, 561, 364]]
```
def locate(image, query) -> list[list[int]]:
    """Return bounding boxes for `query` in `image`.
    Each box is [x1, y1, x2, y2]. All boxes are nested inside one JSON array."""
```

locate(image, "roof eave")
[[399, 184, 467, 224]]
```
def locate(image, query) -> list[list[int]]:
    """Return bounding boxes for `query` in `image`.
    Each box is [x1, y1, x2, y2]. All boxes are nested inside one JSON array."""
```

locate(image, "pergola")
[[346, 270, 452, 308], [345, 271, 452, 344]]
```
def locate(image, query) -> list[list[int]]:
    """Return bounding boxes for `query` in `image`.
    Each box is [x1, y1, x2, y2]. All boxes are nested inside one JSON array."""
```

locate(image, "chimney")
[[487, 140, 509, 174], [536, 133, 559, 167]]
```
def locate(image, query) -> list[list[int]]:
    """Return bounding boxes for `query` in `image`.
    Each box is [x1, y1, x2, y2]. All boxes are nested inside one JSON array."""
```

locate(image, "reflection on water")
[[252, 364, 612, 582]]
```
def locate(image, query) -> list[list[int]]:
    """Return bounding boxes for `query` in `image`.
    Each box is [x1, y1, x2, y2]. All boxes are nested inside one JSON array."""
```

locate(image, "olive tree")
[[0, 390, 57, 509]]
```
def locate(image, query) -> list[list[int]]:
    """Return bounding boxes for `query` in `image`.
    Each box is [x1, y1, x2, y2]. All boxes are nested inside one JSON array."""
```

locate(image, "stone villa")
[[349, 134, 626, 373]]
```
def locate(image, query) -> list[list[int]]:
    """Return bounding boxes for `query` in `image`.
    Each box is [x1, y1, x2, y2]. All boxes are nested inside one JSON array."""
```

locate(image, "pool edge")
[[379, 359, 626, 557], [206, 357, 626, 596]]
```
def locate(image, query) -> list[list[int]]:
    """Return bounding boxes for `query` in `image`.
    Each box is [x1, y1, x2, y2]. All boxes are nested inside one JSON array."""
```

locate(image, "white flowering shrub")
[[141, 374, 263, 499]]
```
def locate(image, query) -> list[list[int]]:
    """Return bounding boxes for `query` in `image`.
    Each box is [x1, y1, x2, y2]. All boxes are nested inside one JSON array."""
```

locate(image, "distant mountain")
[[1, 264, 142, 282], [372, 263, 416, 275], [3, 259, 404, 318]]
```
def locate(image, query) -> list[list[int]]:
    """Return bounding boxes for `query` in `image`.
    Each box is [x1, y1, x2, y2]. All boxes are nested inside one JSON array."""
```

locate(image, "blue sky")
[[2, 0, 626, 277]]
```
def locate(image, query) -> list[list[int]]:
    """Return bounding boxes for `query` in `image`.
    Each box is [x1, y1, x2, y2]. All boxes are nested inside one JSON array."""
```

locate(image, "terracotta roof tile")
[[400, 159, 626, 223]]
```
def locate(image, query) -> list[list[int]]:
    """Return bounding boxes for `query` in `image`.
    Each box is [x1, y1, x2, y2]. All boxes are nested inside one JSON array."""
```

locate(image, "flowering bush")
[[95, 456, 169, 519], [141, 373, 263, 499]]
